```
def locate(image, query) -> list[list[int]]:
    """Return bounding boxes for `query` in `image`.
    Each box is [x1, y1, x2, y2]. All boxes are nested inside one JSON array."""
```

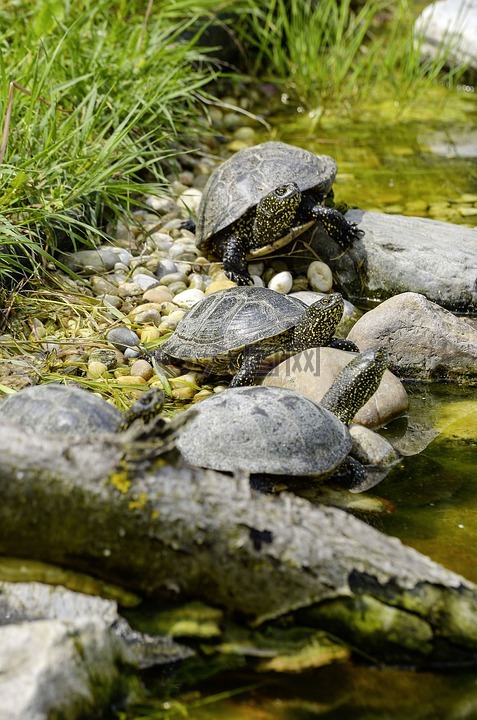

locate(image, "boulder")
[[0, 618, 130, 720], [347, 292, 477, 382], [262, 347, 408, 428], [307, 210, 477, 312], [415, 0, 477, 76]]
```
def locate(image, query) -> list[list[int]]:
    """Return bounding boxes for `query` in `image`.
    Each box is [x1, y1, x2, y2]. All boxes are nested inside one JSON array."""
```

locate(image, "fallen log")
[[1, 423, 477, 666]]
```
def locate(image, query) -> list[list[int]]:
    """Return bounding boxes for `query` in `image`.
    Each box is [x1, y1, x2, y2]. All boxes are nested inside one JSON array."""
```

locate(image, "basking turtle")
[[0, 384, 165, 435], [175, 346, 389, 479], [195, 141, 363, 285], [155, 287, 358, 388]]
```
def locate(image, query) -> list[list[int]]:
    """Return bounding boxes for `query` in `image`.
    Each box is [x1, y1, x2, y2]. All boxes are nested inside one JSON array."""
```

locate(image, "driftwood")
[[1, 422, 477, 666]]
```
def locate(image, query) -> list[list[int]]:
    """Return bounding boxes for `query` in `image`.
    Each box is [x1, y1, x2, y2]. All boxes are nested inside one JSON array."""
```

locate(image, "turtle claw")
[[225, 270, 254, 286]]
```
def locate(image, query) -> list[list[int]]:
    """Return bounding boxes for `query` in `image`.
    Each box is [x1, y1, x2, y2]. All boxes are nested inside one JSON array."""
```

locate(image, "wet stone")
[[106, 327, 140, 352]]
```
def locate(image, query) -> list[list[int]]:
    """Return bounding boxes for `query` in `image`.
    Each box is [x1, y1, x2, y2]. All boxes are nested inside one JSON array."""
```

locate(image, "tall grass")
[[235, 0, 467, 118], [0, 0, 219, 286]]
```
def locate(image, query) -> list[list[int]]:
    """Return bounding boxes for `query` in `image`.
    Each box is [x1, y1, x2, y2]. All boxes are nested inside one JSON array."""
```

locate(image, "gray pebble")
[[132, 273, 160, 291], [156, 259, 178, 279], [106, 327, 140, 352], [66, 249, 118, 274]]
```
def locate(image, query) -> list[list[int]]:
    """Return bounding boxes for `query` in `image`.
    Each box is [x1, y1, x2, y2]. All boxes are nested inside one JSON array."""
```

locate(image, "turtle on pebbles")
[[155, 286, 358, 388], [174, 346, 394, 486], [0, 383, 165, 436], [195, 141, 363, 285]]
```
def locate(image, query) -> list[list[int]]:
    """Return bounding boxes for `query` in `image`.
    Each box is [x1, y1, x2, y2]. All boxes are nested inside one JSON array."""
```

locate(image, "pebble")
[[159, 272, 188, 287], [89, 349, 119, 370], [156, 259, 178, 279], [172, 288, 205, 309], [130, 359, 154, 381], [140, 326, 161, 343], [143, 287, 173, 304], [132, 273, 160, 291], [268, 270, 293, 294], [176, 188, 202, 213], [307, 261, 333, 292], [106, 327, 140, 352], [116, 375, 148, 386], [87, 361, 109, 379], [205, 279, 237, 294]]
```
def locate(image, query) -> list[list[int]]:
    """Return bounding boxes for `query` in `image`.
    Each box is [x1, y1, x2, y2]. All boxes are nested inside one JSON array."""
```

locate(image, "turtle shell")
[[0, 384, 122, 435], [161, 285, 308, 362], [196, 141, 338, 250], [176, 385, 352, 477]]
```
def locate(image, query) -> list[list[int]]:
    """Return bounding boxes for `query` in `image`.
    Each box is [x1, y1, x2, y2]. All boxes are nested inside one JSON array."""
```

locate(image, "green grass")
[[234, 0, 468, 119], [0, 0, 220, 286], [0, 0, 469, 288]]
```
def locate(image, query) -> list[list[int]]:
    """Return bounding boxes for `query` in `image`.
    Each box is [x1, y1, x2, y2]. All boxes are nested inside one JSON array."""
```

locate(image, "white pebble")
[[176, 188, 202, 214], [252, 275, 265, 287], [268, 270, 293, 294], [172, 288, 205, 309], [248, 261, 265, 277], [307, 261, 333, 292]]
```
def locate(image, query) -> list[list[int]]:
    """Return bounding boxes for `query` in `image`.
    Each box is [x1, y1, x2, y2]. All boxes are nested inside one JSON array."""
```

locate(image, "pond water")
[[122, 85, 477, 719]]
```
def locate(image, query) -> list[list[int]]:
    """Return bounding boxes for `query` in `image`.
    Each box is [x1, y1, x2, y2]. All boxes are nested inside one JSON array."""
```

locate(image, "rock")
[[308, 210, 477, 312], [131, 273, 160, 291], [307, 261, 333, 292], [65, 248, 118, 274], [349, 424, 400, 467], [268, 270, 293, 294], [106, 327, 140, 352], [415, 0, 477, 75], [0, 618, 130, 720], [262, 347, 408, 428], [347, 292, 477, 382], [172, 288, 206, 309]]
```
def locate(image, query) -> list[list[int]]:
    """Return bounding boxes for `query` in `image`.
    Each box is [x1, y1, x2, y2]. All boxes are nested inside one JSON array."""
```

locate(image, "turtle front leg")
[[301, 195, 364, 248], [229, 346, 269, 387], [220, 234, 253, 286]]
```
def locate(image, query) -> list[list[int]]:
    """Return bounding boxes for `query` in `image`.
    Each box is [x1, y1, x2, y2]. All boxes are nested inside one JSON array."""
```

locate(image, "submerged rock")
[[347, 292, 477, 382], [308, 210, 477, 312]]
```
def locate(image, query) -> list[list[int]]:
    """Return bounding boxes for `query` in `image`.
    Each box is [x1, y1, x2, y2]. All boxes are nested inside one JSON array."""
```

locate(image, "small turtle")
[[175, 346, 389, 480], [195, 141, 363, 285], [156, 287, 358, 388], [0, 384, 165, 436]]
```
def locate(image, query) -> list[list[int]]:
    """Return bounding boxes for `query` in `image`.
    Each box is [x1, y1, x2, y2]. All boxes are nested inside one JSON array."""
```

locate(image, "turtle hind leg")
[[218, 234, 253, 286], [300, 195, 364, 248], [329, 337, 360, 353], [229, 345, 271, 387]]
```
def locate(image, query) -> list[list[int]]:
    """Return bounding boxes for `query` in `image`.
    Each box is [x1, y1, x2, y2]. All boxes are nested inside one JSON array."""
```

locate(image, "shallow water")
[[122, 87, 477, 719]]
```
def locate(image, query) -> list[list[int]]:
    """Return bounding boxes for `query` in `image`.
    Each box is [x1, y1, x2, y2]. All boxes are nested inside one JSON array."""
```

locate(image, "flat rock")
[[307, 210, 477, 312], [262, 347, 408, 428], [0, 617, 130, 720], [415, 0, 477, 75], [347, 292, 477, 382]]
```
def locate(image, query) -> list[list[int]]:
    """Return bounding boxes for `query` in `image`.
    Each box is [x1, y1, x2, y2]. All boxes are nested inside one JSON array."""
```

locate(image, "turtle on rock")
[[175, 346, 391, 483], [195, 141, 363, 285], [155, 287, 359, 388]]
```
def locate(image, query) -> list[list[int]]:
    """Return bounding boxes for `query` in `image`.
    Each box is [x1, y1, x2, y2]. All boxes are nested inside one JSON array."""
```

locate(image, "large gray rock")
[[307, 210, 477, 312], [415, 0, 477, 75], [347, 292, 477, 382], [0, 618, 130, 720], [263, 347, 408, 428]]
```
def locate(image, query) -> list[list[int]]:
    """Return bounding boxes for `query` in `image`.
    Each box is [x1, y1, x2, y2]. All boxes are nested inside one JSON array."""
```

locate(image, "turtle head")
[[117, 388, 165, 432], [321, 345, 389, 424], [251, 182, 301, 248], [293, 293, 344, 350]]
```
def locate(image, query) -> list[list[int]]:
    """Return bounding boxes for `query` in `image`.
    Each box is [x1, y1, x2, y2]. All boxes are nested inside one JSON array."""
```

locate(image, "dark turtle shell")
[[0, 384, 122, 434], [175, 385, 352, 476], [160, 285, 308, 362], [195, 141, 337, 250]]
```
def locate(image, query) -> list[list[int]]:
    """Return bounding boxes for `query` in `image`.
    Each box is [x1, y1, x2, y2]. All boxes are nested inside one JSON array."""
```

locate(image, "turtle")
[[0, 383, 165, 436], [155, 286, 359, 388], [195, 141, 363, 285], [174, 346, 390, 481]]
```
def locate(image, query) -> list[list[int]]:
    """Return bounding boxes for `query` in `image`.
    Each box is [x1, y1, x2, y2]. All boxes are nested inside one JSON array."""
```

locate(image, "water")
[[122, 86, 477, 719]]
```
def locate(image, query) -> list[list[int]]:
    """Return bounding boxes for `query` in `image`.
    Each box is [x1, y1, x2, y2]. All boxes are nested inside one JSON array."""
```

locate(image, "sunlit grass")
[[0, 0, 218, 285], [235, 0, 468, 120]]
